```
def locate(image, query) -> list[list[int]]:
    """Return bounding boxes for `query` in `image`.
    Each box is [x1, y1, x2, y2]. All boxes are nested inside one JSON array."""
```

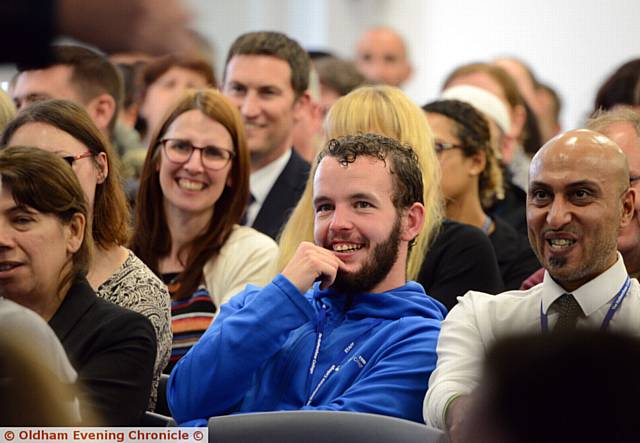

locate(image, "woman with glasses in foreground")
[[1, 99, 171, 408], [131, 89, 278, 372]]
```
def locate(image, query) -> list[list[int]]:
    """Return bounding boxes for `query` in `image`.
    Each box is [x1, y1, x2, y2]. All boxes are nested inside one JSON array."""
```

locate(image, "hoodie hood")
[[309, 281, 447, 321]]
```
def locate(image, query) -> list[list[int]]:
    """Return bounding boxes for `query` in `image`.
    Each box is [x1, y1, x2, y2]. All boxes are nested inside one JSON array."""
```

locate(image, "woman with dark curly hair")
[[424, 99, 539, 290]]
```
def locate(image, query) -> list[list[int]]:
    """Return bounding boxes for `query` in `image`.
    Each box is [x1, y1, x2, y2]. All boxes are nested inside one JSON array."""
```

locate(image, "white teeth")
[[178, 179, 204, 191], [333, 244, 362, 253], [549, 239, 575, 248]]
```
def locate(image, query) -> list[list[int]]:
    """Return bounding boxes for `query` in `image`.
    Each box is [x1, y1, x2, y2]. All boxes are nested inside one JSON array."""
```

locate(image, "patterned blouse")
[[96, 250, 172, 409]]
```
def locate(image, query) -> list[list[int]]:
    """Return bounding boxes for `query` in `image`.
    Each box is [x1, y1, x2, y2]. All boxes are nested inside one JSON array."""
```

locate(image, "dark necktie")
[[553, 293, 583, 332], [240, 193, 256, 226]]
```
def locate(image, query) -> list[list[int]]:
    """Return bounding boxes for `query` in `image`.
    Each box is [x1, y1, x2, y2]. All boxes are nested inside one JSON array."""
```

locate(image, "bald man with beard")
[[424, 129, 639, 442]]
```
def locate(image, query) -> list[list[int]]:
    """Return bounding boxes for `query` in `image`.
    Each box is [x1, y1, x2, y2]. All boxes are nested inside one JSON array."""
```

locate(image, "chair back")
[[207, 410, 448, 443]]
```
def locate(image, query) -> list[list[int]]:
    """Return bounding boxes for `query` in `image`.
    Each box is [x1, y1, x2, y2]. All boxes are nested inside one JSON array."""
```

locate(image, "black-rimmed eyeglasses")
[[160, 138, 235, 170], [434, 141, 465, 154]]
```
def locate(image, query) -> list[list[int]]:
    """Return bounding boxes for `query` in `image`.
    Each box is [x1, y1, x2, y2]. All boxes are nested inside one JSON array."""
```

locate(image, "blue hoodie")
[[168, 274, 446, 426]]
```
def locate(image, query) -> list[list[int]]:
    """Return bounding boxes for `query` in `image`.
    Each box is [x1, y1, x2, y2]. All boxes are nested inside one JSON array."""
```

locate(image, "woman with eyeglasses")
[[423, 99, 539, 290], [130, 89, 278, 372], [0, 99, 171, 409]]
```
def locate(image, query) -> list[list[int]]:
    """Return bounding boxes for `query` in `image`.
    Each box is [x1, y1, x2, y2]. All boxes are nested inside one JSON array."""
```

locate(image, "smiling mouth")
[[333, 243, 363, 253], [0, 262, 21, 272], [177, 178, 206, 191], [547, 238, 576, 250]]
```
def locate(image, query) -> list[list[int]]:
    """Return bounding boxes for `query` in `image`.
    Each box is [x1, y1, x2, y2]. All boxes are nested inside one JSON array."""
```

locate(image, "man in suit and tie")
[[424, 129, 639, 442], [222, 31, 311, 240]]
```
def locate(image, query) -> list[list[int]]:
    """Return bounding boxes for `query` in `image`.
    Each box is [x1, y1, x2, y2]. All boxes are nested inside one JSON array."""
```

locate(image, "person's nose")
[[240, 91, 261, 119], [183, 148, 205, 174], [328, 205, 354, 232], [0, 219, 16, 251], [546, 197, 572, 229]]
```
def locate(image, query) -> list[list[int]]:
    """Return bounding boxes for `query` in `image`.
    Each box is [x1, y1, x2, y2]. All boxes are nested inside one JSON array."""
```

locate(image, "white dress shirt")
[[245, 149, 292, 227], [424, 253, 639, 429]]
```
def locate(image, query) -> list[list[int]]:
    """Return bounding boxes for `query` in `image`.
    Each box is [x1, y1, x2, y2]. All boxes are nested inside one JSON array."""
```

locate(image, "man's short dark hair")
[[314, 56, 365, 97], [224, 31, 310, 98], [17, 45, 123, 134], [316, 133, 423, 210]]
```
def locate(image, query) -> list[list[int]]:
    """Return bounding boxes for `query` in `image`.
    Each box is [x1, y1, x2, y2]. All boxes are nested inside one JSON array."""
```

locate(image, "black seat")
[[207, 410, 448, 443], [155, 373, 171, 416], [141, 411, 175, 427]]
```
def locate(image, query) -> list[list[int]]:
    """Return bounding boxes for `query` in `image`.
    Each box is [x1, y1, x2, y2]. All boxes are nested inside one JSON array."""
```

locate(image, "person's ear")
[[292, 91, 311, 124], [65, 213, 86, 255], [86, 93, 117, 134], [94, 152, 109, 184], [401, 202, 425, 243], [620, 187, 636, 228], [468, 151, 487, 176]]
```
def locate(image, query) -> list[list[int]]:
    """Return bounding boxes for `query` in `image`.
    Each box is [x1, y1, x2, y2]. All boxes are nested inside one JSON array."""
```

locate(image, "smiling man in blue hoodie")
[[167, 133, 446, 425]]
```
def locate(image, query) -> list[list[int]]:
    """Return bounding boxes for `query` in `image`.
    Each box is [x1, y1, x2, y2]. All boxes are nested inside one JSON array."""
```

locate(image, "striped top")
[[162, 273, 217, 373]]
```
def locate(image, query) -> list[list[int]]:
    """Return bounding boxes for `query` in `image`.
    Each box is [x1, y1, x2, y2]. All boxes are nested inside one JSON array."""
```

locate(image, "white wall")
[[189, 0, 640, 130], [3, 0, 639, 130]]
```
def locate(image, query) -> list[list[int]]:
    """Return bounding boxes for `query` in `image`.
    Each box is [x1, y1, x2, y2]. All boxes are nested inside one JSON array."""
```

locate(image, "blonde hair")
[[0, 89, 16, 131], [277, 85, 443, 280]]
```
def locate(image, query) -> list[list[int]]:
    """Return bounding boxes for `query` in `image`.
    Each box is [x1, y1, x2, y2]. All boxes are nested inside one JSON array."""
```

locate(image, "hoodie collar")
[[310, 281, 446, 321]]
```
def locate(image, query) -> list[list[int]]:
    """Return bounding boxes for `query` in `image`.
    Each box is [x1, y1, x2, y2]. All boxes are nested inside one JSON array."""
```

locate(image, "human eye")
[[203, 147, 228, 161], [160, 78, 177, 89], [226, 83, 246, 95], [529, 188, 551, 204], [354, 201, 374, 209], [168, 139, 192, 153], [571, 188, 595, 204], [11, 210, 36, 228], [315, 203, 334, 214], [259, 87, 280, 98]]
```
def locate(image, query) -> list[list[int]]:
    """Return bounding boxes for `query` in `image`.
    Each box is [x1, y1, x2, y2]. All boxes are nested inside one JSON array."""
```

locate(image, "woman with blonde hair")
[[278, 86, 502, 309]]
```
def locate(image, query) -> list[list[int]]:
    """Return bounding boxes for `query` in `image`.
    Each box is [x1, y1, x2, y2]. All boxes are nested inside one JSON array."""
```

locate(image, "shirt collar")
[[541, 252, 628, 316], [249, 149, 292, 205]]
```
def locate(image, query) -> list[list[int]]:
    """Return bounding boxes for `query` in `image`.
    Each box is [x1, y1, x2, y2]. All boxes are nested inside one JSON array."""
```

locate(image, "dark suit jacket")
[[49, 277, 157, 426], [252, 149, 310, 240]]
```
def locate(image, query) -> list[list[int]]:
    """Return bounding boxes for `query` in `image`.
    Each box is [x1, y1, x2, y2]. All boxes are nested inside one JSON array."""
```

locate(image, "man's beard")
[[331, 217, 401, 294]]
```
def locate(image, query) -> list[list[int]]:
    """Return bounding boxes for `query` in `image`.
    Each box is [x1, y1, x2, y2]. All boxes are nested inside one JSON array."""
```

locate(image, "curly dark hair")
[[315, 133, 423, 210], [423, 99, 504, 207]]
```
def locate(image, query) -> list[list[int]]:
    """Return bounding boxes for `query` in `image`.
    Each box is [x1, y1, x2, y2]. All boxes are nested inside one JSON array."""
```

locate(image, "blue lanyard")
[[540, 276, 631, 333]]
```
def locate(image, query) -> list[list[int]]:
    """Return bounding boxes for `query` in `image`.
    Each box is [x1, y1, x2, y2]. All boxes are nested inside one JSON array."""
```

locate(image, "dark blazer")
[[252, 149, 310, 240], [49, 277, 157, 426]]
